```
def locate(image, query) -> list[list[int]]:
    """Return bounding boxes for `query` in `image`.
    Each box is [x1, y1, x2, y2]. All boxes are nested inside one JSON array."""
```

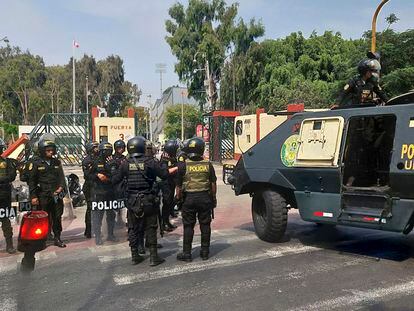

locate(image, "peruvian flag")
[[73, 40, 80, 48]]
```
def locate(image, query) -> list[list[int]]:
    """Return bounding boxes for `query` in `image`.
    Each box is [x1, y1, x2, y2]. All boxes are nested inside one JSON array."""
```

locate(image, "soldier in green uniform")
[[29, 140, 66, 248], [0, 139, 17, 254], [176, 137, 217, 262], [338, 58, 389, 107]]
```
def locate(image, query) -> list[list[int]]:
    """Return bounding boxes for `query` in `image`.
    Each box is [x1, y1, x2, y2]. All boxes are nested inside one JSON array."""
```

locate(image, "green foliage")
[[220, 27, 414, 112], [164, 104, 202, 139], [165, 0, 263, 109], [0, 46, 141, 131]]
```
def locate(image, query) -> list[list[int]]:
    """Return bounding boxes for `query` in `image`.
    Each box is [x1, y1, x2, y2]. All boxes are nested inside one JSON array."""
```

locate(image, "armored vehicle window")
[[342, 115, 396, 188], [295, 117, 344, 167]]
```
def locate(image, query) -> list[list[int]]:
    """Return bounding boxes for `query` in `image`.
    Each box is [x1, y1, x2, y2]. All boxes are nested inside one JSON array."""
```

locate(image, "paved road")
[[2, 170, 414, 310]]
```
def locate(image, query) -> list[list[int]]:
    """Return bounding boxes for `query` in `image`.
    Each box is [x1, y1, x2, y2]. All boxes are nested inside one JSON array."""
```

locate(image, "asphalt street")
[[2, 173, 414, 311]]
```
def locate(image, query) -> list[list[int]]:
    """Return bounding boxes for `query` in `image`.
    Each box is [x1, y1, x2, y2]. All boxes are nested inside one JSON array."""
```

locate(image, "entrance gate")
[[26, 113, 90, 166]]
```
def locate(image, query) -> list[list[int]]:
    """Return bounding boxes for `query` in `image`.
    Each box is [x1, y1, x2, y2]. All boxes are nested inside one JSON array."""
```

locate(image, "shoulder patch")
[[28, 163, 33, 171], [344, 84, 350, 90]]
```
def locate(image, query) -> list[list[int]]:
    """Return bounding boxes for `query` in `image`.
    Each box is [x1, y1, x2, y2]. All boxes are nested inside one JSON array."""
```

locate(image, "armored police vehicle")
[[226, 92, 414, 242]]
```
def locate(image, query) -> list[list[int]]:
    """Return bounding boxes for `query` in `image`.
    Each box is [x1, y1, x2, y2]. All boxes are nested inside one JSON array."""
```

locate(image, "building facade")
[[151, 86, 198, 142]]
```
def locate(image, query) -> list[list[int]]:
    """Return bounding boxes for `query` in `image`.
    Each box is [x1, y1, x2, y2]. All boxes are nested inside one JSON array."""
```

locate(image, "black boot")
[[138, 245, 146, 255], [95, 235, 103, 245], [149, 246, 165, 266], [54, 235, 66, 248], [200, 247, 209, 261], [145, 240, 163, 248], [6, 238, 16, 254], [177, 252, 192, 262], [84, 230, 92, 239], [166, 221, 177, 230], [131, 248, 144, 265]]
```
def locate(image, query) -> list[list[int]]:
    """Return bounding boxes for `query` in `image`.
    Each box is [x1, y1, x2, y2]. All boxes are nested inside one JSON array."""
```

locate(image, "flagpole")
[[72, 41, 76, 115]]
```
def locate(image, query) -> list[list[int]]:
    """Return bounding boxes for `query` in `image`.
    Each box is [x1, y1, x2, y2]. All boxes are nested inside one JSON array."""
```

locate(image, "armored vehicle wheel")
[[252, 189, 287, 242]]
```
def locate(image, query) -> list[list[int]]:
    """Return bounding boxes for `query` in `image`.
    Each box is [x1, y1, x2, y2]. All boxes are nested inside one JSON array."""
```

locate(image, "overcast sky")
[[1, 0, 413, 105]]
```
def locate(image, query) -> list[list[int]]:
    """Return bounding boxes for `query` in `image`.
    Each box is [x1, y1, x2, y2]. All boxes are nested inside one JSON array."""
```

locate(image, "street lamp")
[[371, 0, 390, 54]]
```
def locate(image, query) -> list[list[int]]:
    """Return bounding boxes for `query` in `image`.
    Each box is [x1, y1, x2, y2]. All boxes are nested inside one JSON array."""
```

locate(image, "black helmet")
[[358, 58, 381, 76], [164, 139, 179, 157], [187, 137, 205, 159], [86, 141, 99, 155], [127, 136, 146, 157], [99, 142, 113, 157], [114, 139, 126, 150], [0, 138, 5, 154], [38, 140, 57, 157]]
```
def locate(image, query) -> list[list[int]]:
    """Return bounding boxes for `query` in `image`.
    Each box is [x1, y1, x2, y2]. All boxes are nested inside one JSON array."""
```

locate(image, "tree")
[[165, 0, 264, 110], [164, 104, 202, 139], [385, 13, 399, 30], [0, 53, 46, 124]]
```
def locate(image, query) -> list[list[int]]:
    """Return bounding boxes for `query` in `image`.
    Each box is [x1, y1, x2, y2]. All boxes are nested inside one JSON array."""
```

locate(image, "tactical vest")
[[33, 158, 63, 195], [183, 160, 210, 193], [127, 156, 153, 194]]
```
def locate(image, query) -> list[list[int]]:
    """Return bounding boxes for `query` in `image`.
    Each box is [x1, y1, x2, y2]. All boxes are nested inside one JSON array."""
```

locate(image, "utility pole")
[[181, 90, 185, 141], [155, 63, 166, 97], [147, 95, 153, 142], [86, 76, 89, 114], [72, 50, 76, 115]]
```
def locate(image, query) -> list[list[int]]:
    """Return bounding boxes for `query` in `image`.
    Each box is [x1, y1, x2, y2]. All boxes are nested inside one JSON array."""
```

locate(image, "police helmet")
[[0, 138, 5, 154], [164, 139, 179, 157], [114, 139, 126, 150], [187, 137, 205, 159], [99, 141, 113, 157], [86, 141, 99, 155], [358, 58, 381, 76], [38, 140, 57, 157], [127, 136, 146, 157]]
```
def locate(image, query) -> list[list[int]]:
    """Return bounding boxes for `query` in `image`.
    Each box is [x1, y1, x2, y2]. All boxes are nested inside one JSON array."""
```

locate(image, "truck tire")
[[252, 189, 288, 242]]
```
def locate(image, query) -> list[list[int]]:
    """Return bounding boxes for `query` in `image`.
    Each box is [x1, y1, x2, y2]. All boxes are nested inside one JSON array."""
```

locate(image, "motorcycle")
[[66, 173, 85, 208]]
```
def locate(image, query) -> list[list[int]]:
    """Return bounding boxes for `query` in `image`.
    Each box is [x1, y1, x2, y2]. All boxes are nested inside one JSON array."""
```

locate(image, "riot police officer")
[[90, 142, 117, 245], [82, 141, 99, 238], [338, 58, 389, 107], [29, 140, 66, 248], [176, 137, 217, 262], [160, 139, 179, 232], [0, 139, 17, 254], [113, 136, 175, 266], [110, 139, 127, 227]]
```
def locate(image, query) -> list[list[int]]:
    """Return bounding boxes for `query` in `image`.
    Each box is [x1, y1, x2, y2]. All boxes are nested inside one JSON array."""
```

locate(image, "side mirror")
[[235, 120, 243, 136]]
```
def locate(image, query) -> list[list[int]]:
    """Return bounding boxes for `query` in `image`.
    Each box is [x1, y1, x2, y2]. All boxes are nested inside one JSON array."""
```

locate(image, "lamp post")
[[371, 0, 390, 53], [0, 36, 9, 140], [147, 95, 153, 142]]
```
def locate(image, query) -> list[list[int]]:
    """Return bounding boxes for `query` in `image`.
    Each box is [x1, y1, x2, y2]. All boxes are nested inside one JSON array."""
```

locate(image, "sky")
[[1, 0, 413, 106]]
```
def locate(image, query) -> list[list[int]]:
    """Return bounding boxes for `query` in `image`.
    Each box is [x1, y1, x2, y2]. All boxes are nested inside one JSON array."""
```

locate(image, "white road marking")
[[113, 244, 319, 286], [98, 234, 258, 263], [289, 280, 414, 311], [129, 257, 369, 310], [0, 298, 17, 311]]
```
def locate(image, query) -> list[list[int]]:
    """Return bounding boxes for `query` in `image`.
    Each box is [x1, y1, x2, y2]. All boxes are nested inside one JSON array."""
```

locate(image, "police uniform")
[[28, 141, 66, 247], [110, 150, 127, 227], [160, 153, 178, 231], [113, 136, 169, 266], [338, 76, 389, 107], [176, 138, 217, 262], [82, 144, 98, 238], [90, 145, 117, 245], [0, 148, 17, 254]]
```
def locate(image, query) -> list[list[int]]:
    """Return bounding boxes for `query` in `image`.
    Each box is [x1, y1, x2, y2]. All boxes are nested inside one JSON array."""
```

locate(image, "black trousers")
[[182, 191, 213, 252], [85, 200, 92, 234], [127, 211, 158, 249], [92, 209, 116, 238], [1, 218, 12, 240], [161, 181, 175, 223], [39, 195, 64, 237]]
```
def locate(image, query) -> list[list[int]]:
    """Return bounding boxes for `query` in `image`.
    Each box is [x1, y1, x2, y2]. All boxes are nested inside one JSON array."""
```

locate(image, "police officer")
[[338, 58, 389, 107], [160, 139, 179, 232], [0, 139, 17, 254], [110, 139, 127, 227], [82, 141, 99, 238], [176, 137, 217, 262], [90, 142, 117, 245], [113, 136, 175, 266], [29, 140, 66, 248]]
